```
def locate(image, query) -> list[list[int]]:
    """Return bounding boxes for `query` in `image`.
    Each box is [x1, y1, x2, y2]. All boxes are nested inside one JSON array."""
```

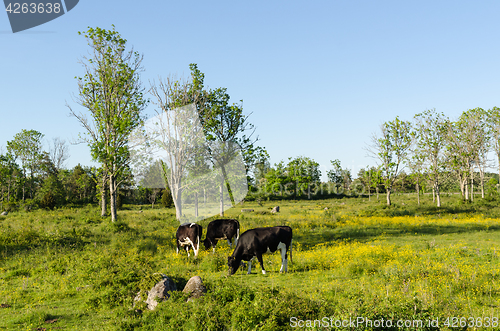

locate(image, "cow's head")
[[227, 256, 240, 275], [203, 238, 212, 250]]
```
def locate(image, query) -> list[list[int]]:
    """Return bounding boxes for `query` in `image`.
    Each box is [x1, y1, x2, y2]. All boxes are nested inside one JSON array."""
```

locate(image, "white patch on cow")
[[262, 269, 266, 275], [235, 228, 239, 247], [276, 242, 288, 273], [179, 236, 199, 257], [189, 223, 195, 227], [194, 235, 199, 257]]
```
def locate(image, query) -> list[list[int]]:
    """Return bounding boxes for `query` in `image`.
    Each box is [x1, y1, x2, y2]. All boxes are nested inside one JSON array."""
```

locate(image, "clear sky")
[[2, 1, 500, 180]]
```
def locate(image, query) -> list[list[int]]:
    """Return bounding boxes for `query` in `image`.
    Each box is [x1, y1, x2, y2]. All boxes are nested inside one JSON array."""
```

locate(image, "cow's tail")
[[235, 223, 240, 246]]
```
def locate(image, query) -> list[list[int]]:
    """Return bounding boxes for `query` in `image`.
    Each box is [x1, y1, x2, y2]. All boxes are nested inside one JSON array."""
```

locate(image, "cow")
[[204, 219, 240, 253], [176, 223, 203, 257], [227, 226, 292, 275]]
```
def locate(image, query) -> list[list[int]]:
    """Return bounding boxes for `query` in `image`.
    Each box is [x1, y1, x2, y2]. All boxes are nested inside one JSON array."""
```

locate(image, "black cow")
[[176, 223, 203, 257], [204, 219, 240, 253], [227, 226, 292, 275]]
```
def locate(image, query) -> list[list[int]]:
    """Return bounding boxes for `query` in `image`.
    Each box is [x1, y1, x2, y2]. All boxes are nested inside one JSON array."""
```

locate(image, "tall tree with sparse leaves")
[[68, 26, 147, 222], [368, 117, 413, 206]]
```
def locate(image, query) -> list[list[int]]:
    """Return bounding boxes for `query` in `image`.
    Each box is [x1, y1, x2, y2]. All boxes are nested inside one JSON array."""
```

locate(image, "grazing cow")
[[227, 226, 292, 275], [176, 223, 203, 257], [204, 219, 240, 253]]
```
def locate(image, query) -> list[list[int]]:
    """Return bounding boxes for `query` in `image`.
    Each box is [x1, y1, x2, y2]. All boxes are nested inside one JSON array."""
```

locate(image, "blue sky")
[[2, 1, 500, 180]]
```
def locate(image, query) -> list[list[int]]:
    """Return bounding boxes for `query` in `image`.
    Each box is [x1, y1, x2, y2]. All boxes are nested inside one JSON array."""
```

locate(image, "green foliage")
[[370, 116, 413, 205], [72, 26, 147, 222], [40, 191, 56, 210], [161, 188, 174, 208], [264, 156, 321, 198]]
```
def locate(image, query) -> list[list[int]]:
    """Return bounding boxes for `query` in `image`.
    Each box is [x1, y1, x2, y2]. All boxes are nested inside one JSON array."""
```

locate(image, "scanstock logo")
[[4, 0, 79, 33]]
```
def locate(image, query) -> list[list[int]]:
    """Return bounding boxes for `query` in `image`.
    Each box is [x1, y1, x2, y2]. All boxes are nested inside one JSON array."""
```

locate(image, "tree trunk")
[[416, 181, 420, 206], [195, 191, 198, 218], [464, 179, 469, 201], [470, 171, 474, 202], [432, 187, 435, 202], [174, 186, 182, 220], [101, 188, 107, 216], [219, 181, 224, 217], [436, 183, 441, 207], [376, 187, 379, 200], [100, 174, 107, 217], [22, 169, 26, 201], [480, 168, 485, 199], [386, 188, 391, 206], [109, 174, 117, 222]]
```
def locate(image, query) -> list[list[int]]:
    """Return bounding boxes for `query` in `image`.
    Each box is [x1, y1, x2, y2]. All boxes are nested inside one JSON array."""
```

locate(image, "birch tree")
[[69, 26, 146, 222], [368, 117, 413, 206], [6, 129, 44, 201], [414, 109, 449, 207]]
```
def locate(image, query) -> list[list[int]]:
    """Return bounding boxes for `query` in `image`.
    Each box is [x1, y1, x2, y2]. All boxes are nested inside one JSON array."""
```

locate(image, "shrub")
[[161, 188, 174, 208], [3, 199, 18, 212], [40, 192, 56, 210]]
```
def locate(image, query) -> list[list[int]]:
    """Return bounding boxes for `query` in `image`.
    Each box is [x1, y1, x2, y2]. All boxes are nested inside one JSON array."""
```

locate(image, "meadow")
[[0, 193, 499, 330]]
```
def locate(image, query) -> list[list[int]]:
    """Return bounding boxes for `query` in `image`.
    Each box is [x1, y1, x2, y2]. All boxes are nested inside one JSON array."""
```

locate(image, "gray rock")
[[241, 209, 254, 213], [0, 211, 7, 216], [271, 206, 280, 213], [324, 207, 328, 211], [134, 274, 177, 310], [182, 276, 207, 302]]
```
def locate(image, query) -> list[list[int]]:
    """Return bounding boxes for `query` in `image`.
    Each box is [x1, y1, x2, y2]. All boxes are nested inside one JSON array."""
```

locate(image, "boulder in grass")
[[134, 274, 177, 310], [0, 212, 7, 216], [182, 276, 207, 302], [241, 209, 254, 213], [271, 206, 280, 213]]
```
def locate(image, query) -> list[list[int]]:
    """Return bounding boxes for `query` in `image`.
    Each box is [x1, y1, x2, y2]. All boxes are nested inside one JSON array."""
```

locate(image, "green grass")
[[0, 194, 499, 330]]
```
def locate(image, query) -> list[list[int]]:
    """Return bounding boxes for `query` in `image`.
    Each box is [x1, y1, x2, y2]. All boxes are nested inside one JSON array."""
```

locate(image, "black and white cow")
[[176, 223, 203, 257], [227, 226, 292, 275], [204, 219, 240, 253]]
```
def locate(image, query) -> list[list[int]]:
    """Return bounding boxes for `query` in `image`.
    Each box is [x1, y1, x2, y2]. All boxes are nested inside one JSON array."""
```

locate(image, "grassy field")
[[0, 194, 499, 330]]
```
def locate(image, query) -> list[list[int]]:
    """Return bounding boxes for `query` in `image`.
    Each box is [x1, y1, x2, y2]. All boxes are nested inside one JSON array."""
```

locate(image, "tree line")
[[1, 26, 267, 221], [3, 26, 499, 216]]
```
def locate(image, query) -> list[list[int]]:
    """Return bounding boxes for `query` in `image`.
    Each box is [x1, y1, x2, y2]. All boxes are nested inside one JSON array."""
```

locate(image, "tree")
[[69, 26, 147, 222], [189, 64, 267, 214], [264, 161, 288, 196], [148, 77, 205, 220], [0, 152, 20, 205], [7, 129, 44, 201], [446, 108, 488, 201], [286, 156, 321, 199], [327, 159, 351, 195], [357, 166, 380, 200], [488, 106, 500, 183], [48, 137, 70, 172], [414, 109, 449, 207], [368, 117, 413, 206]]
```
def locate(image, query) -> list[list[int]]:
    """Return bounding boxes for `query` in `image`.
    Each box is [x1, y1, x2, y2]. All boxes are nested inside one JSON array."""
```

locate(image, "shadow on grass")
[[295, 224, 500, 248]]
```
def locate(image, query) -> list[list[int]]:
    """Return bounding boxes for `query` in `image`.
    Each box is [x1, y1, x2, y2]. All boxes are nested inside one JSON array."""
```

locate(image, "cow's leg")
[[247, 259, 252, 274], [278, 242, 287, 273], [185, 246, 190, 257], [256, 253, 266, 275], [194, 235, 199, 257], [212, 246, 216, 254], [227, 238, 232, 248]]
